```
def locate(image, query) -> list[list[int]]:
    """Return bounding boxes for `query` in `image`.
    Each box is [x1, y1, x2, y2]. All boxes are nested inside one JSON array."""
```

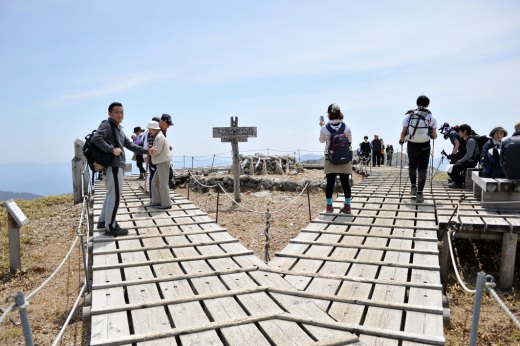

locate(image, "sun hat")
[[489, 126, 508, 137], [146, 121, 160, 130]]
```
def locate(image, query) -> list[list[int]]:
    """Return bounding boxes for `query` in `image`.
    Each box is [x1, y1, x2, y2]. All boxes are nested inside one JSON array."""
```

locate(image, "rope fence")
[[0, 163, 92, 345]]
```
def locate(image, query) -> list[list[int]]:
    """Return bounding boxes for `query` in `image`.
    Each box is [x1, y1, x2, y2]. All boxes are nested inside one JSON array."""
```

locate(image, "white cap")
[[146, 121, 160, 130]]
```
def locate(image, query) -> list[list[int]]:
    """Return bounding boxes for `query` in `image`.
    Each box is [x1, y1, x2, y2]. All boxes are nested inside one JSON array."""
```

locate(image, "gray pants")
[[151, 161, 171, 207], [99, 166, 124, 229]]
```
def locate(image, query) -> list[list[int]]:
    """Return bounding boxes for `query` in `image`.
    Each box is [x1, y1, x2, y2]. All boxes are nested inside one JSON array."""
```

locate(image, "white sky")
[[1, 0, 519, 164]]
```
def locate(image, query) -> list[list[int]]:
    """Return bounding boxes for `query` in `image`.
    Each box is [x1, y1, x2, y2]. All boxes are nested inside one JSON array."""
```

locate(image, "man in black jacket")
[[501, 122, 520, 179], [92, 102, 150, 236], [371, 135, 382, 167]]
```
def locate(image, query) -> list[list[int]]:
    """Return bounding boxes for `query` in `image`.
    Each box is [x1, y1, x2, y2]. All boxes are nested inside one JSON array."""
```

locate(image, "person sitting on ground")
[[500, 122, 520, 179], [147, 121, 173, 209], [480, 126, 507, 178], [399, 95, 437, 203], [319, 103, 352, 214], [447, 124, 479, 188]]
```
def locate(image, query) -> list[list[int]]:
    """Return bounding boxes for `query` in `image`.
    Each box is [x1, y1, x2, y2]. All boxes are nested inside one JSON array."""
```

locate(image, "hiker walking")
[[132, 126, 146, 179], [386, 144, 394, 166], [399, 95, 438, 202], [360, 136, 371, 164], [371, 135, 383, 167], [92, 102, 150, 236], [319, 103, 352, 214]]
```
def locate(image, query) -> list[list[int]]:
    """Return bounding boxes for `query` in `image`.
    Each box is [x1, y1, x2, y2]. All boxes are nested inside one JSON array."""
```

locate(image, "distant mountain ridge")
[[0, 190, 43, 201]]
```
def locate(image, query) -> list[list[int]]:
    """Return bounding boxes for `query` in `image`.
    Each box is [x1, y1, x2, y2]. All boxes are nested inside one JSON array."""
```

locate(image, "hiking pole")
[[399, 142, 404, 197], [430, 138, 435, 194]]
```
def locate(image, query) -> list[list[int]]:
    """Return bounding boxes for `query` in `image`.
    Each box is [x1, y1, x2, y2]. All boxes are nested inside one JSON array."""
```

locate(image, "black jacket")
[[500, 131, 520, 179]]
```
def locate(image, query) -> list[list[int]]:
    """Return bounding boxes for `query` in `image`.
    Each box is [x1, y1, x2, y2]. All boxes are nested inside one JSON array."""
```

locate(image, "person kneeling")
[[447, 124, 478, 188]]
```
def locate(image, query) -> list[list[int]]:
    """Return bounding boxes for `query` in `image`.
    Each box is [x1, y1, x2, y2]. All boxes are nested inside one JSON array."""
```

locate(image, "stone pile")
[[239, 155, 304, 175], [188, 175, 325, 193]]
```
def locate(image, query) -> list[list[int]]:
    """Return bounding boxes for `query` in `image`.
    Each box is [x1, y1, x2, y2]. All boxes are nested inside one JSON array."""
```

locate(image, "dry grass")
[[0, 195, 85, 345]]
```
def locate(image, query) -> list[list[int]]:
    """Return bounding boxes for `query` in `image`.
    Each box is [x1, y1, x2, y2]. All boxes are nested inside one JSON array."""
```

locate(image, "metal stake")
[[306, 182, 312, 222], [216, 190, 220, 223], [15, 292, 34, 346], [469, 272, 486, 346], [77, 231, 90, 292]]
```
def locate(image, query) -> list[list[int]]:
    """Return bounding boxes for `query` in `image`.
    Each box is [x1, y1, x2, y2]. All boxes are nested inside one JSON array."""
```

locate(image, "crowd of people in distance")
[[320, 95, 520, 210], [92, 102, 174, 236]]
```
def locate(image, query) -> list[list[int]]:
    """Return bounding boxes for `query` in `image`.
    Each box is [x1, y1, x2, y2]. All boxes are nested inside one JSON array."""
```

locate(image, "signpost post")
[[213, 117, 257, 202], [2, 199, 29, 272]]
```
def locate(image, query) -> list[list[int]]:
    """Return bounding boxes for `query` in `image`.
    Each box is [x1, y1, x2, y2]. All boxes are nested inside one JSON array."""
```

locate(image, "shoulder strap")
[[326, 124, 335, 134], [107, 121, 120, 148]]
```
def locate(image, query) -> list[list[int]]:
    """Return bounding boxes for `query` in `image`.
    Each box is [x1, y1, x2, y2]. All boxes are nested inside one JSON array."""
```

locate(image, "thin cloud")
[[42, 72, 173, 108]]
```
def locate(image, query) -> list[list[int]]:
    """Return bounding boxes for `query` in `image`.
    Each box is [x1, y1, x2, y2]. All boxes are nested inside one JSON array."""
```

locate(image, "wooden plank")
[[118, 237, 176, 345], [90, 241, 130, 343]]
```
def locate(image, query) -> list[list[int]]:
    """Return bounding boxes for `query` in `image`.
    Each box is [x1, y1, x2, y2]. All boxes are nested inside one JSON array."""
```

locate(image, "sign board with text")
[[4, 199, 28, 227]]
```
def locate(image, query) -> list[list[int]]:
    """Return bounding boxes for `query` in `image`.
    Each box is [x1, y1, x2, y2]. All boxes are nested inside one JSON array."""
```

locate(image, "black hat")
[[133, 126, 142, 134], [161, 114, 173, 126]]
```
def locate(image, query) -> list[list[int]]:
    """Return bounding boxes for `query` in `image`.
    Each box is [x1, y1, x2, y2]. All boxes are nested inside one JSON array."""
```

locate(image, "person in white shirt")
[[399, 95, 438, 203]]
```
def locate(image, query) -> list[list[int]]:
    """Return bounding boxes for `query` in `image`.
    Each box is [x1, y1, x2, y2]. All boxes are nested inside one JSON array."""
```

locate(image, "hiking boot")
[[340, 204, 352, 214], [96, 221, 105, 229], [157, 205, 172, 210], [448, 182, 462, 189], [410, 185, 417, 196], [416, 192, 424, 203], [105, 224, 129, 236], [138, 174, 144, 180], [326, 205, 334, 213]]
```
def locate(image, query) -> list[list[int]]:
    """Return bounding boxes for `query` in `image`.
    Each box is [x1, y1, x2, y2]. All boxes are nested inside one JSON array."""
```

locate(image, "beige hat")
[[489, 126, 508, 137], [146, 121, 160, 130], [515, 122, 520, 131]]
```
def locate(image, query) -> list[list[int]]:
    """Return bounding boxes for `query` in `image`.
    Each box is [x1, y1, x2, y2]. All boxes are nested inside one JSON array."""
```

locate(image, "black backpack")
[[82, 121, 118, 172], [473, 135, 490, 158], [326, 123, 351, 164]]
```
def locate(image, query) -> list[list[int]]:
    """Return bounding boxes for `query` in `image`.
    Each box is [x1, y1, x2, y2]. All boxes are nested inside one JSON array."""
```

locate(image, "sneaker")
[[448, 182, 462, 189], [96, 221, 105, 229], [146, 203, 161, 207], [410, 186, 417, 196], [105, 224, 129, 236], [326, 205, 334, 213], [138, 174, 144, 180], [340, 205, 352, 214], [416, 192, 424, 203], [157, 205, 172, 209]]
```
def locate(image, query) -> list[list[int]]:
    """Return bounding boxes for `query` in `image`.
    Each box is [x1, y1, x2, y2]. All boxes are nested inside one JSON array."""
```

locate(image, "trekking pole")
[[399, 142, 404, 197], [430, 138, 435, 194]]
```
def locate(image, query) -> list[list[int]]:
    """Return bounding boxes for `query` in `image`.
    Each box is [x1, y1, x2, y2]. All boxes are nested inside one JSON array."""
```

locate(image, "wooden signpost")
[[2, 199, 29, 272], [213, 117, 257, 202]]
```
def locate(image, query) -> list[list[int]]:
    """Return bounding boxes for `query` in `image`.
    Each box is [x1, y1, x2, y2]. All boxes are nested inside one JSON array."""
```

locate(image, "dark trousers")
[[149, 162, 157, 198], [407, 142, 430, 192], [372, 151, 382, 166], [325, 173, 351, 199], [448, 161, 477, 186], [136, 155, 145, 174], [387, 153, 393, 166]]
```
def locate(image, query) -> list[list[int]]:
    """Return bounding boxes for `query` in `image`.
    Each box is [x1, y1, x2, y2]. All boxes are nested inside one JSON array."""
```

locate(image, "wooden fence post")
[[72, 139, 88, 204]]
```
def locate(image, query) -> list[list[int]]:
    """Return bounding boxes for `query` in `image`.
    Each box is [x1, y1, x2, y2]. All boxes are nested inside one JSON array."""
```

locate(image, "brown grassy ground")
[[0, 171, 518, 345]]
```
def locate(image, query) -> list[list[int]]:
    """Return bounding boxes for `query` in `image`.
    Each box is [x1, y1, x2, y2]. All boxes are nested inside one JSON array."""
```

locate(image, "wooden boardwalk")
[[270, 167, 445, 345], [89, 178, 361, 345], [87, 166, 491, 345]]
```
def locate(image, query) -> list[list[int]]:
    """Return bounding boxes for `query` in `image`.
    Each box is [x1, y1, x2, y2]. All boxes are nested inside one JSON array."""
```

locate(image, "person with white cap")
[[146, 120, 173, 209], [480, 126, 507, 178]]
